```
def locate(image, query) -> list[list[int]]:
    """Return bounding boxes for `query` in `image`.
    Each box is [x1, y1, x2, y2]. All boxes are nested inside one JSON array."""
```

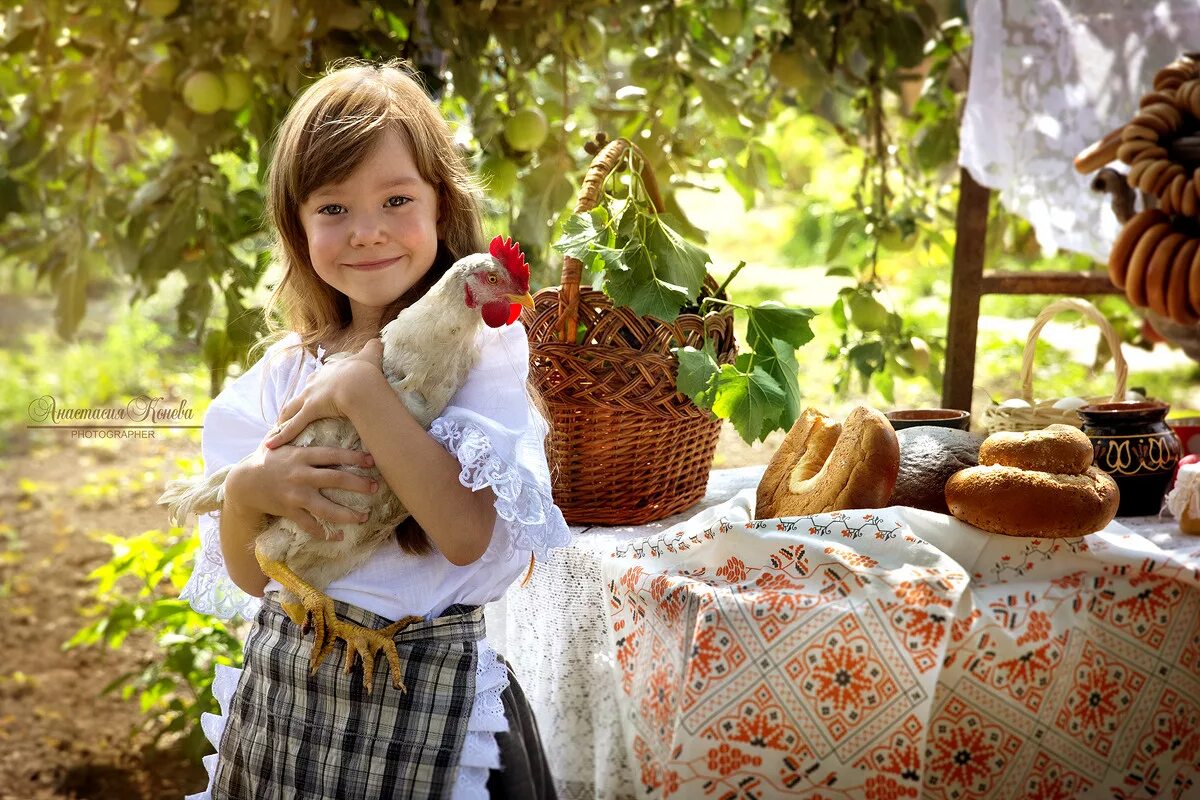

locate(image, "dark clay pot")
[[1078, 401, 1182, 516]]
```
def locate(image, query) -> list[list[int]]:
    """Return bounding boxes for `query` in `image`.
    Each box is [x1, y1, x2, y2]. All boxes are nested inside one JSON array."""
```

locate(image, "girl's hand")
[[265, 338, 384, 450], [227, 438, 380, 541]]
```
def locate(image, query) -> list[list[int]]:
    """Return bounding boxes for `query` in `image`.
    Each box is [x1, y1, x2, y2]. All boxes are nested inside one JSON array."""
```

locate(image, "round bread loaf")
[[756, 406, 899, 518], [889, 426, 985, 513], [978, 424, 1094, 474], [945, 464, 1119, 537]]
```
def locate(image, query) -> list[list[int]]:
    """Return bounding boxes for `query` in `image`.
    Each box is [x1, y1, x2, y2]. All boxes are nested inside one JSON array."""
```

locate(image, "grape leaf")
[[708, 364, 785, 444], [745, 301, 816, 349], [751, 336, 802, 430]]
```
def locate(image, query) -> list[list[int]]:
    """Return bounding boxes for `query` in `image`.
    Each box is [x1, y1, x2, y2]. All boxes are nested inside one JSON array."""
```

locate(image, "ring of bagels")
[[1102, 56, 1200, 325]]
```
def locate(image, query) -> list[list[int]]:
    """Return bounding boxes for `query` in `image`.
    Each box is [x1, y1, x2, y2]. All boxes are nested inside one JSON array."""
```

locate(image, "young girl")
[[180, 59, 569, 799]]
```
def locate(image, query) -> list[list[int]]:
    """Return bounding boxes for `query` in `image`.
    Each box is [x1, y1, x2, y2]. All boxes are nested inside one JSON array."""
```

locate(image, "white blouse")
[[180, 321, 571, 800]]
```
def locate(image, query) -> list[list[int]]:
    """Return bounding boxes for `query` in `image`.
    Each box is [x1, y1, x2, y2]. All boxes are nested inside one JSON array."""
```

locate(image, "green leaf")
[[744, 301, 816, 350], [825, 266, 854, 278], [708, 364, 785, 443], [604, 264, 690, 323], [872, 368, 896, 404], [55, 256, 89, 339], [552, 208, 611, 260], [827, 215, 860, 261], [752, 337, 802, 430], [645, 213, 709, 299], [848, 341, 885, 378], [673, 342, 720, 404]]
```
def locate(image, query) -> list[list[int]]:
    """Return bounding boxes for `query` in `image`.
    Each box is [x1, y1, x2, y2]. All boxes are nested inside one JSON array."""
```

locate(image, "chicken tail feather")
[[156, 465, 232, 526]]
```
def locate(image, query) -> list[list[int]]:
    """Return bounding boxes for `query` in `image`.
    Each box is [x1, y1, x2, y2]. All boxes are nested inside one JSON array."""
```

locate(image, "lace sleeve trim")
[[428, 418, 570, 562], [179, 512, 262, 622]]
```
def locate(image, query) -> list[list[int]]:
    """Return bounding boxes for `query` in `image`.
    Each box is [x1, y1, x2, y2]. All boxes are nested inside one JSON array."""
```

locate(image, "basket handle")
[[1019, 298, 1128, 404], [558, 138, 666, 343]]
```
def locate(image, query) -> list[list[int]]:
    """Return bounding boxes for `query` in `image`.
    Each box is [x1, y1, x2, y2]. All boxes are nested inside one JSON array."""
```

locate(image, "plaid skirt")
[[212, 592, 485, 799]]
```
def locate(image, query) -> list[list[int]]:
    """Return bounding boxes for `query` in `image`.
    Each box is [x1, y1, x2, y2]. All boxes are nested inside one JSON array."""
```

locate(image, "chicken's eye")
[[487, 274, 498, 284]]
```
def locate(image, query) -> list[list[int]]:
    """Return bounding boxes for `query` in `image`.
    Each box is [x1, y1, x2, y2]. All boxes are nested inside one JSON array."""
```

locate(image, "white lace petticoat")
[[184, 633, 509, 800]]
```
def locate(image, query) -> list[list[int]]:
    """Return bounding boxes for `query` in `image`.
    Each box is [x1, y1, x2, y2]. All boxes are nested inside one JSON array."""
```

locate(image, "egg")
[[1000, 398, 1031, 408], [1052, 396, 1088, 411]]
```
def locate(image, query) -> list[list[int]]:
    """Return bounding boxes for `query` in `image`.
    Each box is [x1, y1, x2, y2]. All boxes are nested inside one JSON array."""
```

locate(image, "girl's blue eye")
[[318, 204, 346, 216], [386, 195, 412, 208]]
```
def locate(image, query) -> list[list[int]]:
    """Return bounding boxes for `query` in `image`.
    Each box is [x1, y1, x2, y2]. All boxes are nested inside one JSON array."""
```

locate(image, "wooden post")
[[941, 168, 991, 411]]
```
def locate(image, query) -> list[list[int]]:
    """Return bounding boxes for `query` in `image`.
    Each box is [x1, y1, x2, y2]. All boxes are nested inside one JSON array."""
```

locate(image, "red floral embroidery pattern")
[[926, 700, 1020, 799], [793, 620, 898, 742], [639, 636, 679, 747], [978, 632, 1068, 713], [1055, 642, 1146, 756], [865, 774, 919, 800], [1135, 688, 1200, 767], [717, 556, 749, 583], [1108, 573, 1184, 647], [1022, 752, 1094, 800], [681, 602, 747, 711], [717, 685, 804, 753], [706, 742, 763, 776]]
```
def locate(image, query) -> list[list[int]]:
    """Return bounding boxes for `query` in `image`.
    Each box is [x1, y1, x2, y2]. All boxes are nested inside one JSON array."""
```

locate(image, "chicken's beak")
[[508, 292, 536, 310]]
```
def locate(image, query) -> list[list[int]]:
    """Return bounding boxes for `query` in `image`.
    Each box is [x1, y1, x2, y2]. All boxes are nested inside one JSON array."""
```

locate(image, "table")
[[485, 467, 1200, 799]]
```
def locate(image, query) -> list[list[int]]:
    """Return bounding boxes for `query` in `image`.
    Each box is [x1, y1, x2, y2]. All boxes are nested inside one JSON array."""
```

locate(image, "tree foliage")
[[1, 0, 969, 400]]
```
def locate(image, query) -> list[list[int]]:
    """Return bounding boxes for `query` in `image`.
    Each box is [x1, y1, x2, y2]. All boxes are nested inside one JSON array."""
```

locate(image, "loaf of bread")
[[889, 426, 984, 513], [756, 406, 900, 518], [945, 425, 1118, 537]]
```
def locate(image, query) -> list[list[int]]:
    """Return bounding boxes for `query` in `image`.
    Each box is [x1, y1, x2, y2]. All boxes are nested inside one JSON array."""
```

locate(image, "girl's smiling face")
[[300, 128, 440, 332]]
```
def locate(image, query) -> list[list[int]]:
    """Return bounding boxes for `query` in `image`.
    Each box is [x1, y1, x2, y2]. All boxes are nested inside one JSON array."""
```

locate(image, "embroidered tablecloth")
[[486, 466, 1200, 799]]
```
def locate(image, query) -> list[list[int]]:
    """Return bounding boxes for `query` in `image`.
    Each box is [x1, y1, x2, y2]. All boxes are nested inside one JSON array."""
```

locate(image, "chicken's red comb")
[[489, 235, 529, 289]]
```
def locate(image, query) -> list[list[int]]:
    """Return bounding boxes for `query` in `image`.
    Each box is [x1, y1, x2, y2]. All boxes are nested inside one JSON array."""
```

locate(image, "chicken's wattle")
[[482, 300, 521, 327]]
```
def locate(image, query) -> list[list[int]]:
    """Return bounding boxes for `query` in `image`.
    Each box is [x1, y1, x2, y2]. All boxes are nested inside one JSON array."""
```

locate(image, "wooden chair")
[[940, 168, 1124, 411]]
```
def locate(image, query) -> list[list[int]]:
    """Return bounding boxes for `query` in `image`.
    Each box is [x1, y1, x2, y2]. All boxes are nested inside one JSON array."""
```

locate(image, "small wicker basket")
[[522, 138, 737, 525], [981, 298, 1129, 434]]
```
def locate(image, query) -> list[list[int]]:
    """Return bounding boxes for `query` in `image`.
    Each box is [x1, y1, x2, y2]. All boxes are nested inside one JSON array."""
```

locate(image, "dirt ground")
[[0, 433, 207, 800], [0, 419, 774, 800]]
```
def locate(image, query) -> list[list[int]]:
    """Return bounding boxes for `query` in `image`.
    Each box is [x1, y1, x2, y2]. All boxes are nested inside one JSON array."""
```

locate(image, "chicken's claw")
[[326, 614, 424, 694], [254, 542, 422, 694]]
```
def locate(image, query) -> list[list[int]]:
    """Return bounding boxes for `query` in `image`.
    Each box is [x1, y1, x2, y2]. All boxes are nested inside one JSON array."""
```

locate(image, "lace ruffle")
[[453, 639, 509, 798], [179, 512, 261, 622], [429, 419, 570, 562]]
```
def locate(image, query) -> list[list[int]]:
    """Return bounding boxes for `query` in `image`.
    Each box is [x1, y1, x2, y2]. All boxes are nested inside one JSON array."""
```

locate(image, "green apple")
[[504, 107, 549, 152], [848, 293, 889, 332], [895, 337, 931, 374], [221, 71, 253, 111], [480, 155, 519, 198], [182, 71, 226, 115]]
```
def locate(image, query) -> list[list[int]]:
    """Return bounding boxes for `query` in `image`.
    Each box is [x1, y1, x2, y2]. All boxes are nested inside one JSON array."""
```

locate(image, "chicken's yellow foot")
[[252, 541, 424, 693], [254, 541, 339, 676], [328, 613, 424, 694]]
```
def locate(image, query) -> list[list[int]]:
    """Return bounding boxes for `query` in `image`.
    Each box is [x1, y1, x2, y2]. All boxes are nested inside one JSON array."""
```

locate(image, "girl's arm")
[[218, 464, 271, 597], [339, 368, 499, 566]]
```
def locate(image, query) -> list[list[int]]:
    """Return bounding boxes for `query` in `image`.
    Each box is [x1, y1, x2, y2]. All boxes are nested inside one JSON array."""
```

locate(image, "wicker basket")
[[522, 138, 737, 525], [981, 298, 1128, 434]]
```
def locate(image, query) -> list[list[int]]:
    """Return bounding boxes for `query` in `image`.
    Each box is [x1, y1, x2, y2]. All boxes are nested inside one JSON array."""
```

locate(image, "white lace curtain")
[[961, 0, 1200, 262]]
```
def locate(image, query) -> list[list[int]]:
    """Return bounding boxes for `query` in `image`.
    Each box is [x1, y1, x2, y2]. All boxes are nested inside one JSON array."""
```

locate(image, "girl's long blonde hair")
[[245, 58, 543, 555]]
